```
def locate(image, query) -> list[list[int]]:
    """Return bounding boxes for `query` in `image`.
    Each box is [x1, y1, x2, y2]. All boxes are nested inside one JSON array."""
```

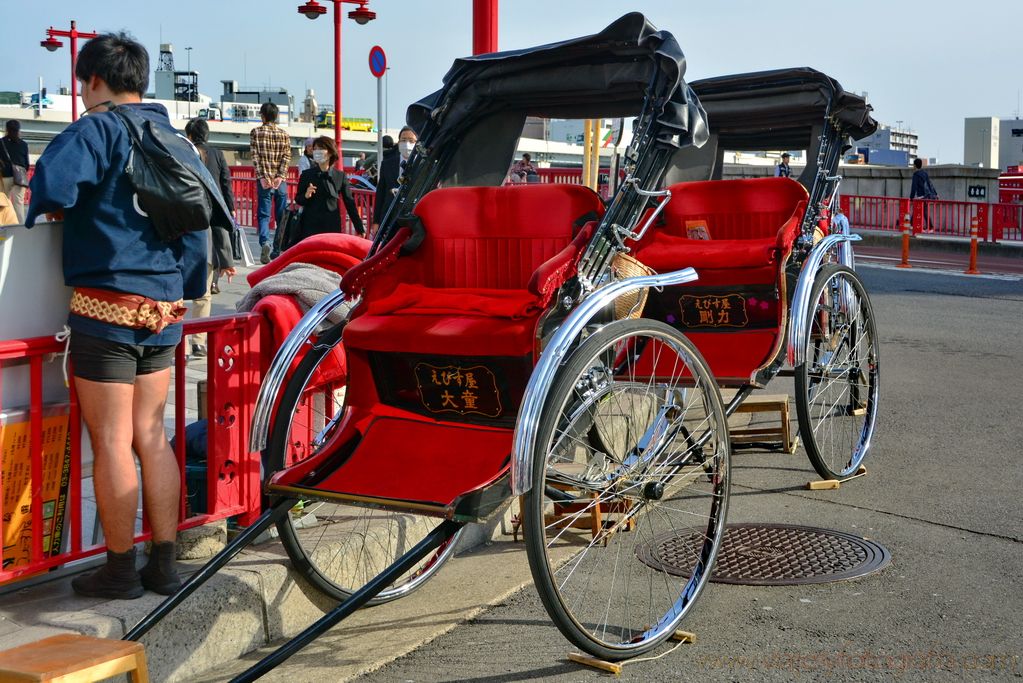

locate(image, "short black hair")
[[382, 135, 394, 149], [398, 125, 416, 140], [913, 158, 923, 169], [75, 32, 149, 96], [5, 120, 20, 137], [185, 118, 209, 144], [260, 102, 279, 123], [522, 153, 531, 161]]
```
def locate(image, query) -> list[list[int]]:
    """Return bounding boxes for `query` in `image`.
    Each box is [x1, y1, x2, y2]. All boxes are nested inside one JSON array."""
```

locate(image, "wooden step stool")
[[0, 633, 149, 682], [730, 393, 797, 453]]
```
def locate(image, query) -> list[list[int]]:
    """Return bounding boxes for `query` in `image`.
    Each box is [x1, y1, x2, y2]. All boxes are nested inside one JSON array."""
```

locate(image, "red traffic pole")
[[472, 0, 498, 54], [964, 216, 981, 274], [897, 213, 912, 269], [70, 21, 79, 121]]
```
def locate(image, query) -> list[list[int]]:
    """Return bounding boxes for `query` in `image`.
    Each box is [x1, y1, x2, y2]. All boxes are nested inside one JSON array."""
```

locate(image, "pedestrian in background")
[[510, 152, 536, 182], [372, 126, 416, 231], [296, 137, 315, 175], [1, 120, 29, 223], [250, 102, 290, 263], [909, 157, 938, 231], [775, 152, 792, 178], [25, 32, 211, 600], [295, 136, 365, 239], [354, 151, 367, 171], [185, 117, 236, 357]]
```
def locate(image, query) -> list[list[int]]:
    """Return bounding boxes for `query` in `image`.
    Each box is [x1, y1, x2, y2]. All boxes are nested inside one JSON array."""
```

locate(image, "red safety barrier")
[[230, 169, 370, 234], [843, 195, 1005, 243], [0, 313, 263, 585]]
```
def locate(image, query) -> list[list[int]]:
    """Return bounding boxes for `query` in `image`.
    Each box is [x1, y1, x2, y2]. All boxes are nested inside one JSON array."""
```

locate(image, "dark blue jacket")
[[909, 169, 938, 200], [26, 103, 206, 345]]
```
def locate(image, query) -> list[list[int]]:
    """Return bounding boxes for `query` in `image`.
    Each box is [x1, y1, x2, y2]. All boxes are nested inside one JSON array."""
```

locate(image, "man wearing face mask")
[[372, 125, 417, 232], [294, 135, 365, 239]]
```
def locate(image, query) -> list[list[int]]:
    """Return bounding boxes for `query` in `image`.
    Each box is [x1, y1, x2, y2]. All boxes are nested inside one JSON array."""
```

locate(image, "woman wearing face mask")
[[294, 136, 365, 240]]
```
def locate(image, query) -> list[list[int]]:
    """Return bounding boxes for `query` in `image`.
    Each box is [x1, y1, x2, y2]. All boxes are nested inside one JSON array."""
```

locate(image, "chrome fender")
[[786, 233, 860, 368], [249, 288, 355, 452], [510, 267, 699, 496]]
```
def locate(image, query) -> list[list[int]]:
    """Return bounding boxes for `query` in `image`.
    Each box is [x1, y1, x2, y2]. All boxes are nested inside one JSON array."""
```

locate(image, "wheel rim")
[[800, 268, 879, 478], [531, 322, 729, 654], [268, 331, 458, 603]]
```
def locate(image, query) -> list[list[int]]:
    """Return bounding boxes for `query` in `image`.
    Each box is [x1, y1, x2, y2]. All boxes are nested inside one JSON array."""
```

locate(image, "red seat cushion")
[[637, 235, 780, 272]]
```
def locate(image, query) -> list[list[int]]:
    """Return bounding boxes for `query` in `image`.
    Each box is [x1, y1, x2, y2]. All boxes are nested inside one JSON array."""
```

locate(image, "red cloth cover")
[[247, 233, 370, 287]]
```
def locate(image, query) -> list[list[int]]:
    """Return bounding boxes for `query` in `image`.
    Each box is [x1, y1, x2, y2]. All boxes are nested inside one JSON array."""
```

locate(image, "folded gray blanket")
[[236, 263, 351, 324]]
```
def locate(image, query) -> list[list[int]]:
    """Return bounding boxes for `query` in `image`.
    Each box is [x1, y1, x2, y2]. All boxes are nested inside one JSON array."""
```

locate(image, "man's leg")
[[257, 182, 273, 263], [77, 378, 139, 552], [274, 184, 289, 226], [131, 368, 180, 544], [71, 374, 144, 598]]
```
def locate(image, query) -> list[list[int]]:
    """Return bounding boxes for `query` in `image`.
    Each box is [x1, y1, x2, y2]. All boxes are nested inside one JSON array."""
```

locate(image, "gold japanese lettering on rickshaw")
[[679, 294, 749, 328], [414, 363, 502, 418]]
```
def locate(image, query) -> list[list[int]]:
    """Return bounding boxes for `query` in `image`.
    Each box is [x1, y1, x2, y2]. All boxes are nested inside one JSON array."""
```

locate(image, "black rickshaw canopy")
[[690, 67, 877, 150], [406, 12, 708, 186]]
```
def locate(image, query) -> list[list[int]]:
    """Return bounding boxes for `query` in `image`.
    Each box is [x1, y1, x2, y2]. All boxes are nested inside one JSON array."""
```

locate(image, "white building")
[[963, 117, 1000, 168]]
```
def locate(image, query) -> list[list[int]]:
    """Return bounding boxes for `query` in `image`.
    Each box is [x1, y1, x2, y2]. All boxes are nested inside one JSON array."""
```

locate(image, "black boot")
[[71, 548, 144, 600], [140, 541, 182, 595]]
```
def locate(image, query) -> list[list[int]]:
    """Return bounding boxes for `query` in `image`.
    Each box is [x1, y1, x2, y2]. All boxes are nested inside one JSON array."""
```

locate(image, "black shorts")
[[69, 332, 177, 384]]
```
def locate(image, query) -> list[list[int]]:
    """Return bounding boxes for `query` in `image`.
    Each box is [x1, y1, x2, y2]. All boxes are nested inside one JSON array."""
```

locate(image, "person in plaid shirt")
[[250, 102, 291, 262]]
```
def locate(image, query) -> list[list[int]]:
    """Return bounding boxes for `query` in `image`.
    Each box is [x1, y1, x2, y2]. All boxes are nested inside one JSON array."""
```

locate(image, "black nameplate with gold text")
[[679, 294, 749, 328], [414, 363, 503, 418]]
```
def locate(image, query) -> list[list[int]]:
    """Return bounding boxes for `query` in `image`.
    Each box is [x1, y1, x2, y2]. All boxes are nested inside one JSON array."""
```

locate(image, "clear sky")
[[4, 1, 1019, 163]]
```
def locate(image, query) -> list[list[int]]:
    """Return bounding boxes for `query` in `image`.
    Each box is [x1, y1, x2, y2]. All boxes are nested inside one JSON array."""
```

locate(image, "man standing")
[[372, 125, 416, 231], [909, 158, 938, 230], [250, 102, 291, 263], [1, 120, 29, 223], [775, 152, 793, 178], [26, 32, 209, 599]]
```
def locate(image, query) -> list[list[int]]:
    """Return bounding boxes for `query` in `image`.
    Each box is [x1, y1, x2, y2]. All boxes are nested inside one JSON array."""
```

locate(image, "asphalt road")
[[353, 265, 1023, 682]]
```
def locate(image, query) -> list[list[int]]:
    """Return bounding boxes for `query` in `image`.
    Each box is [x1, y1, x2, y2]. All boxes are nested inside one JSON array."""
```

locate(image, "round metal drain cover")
[[636, 523, 891, 586]]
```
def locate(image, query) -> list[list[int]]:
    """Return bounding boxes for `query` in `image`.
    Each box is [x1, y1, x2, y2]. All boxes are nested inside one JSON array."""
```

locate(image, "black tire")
[[265, 322, 457, 604], [794, 264, 880, 480], [524, 319, 730, 660]]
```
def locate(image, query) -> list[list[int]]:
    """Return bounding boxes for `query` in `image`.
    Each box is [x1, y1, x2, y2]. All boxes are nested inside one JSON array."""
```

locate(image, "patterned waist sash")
[[70, 287, 187, 334]]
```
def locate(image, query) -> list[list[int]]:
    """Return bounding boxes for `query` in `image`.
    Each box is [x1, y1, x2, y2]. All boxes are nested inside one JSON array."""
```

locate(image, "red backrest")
[[661, 178, 808, 241], [410, 184, 604, 289]]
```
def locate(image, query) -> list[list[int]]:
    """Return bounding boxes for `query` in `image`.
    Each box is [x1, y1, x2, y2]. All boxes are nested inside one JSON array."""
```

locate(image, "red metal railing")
[[230, 167, 371, 234], [0, 313, 263, 585], [841, 194, 1023, 243]]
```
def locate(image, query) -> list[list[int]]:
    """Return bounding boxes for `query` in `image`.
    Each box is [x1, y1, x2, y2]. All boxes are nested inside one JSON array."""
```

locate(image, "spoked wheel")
[[524, 319, 730, 660], [265, 321, 458, 604], [795, 264, 880, 480]]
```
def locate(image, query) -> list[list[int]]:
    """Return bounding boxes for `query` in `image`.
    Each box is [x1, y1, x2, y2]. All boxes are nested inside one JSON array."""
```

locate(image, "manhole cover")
[[636, 523, 891, 586]]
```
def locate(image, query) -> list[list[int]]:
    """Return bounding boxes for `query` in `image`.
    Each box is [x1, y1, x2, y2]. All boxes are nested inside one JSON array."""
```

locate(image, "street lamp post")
[[297, 0, 376, 164], [185, 46, 193, 118], [40, 20, 99, 121]]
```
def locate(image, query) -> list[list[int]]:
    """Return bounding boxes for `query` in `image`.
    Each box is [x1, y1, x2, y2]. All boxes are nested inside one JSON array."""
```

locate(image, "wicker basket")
[[611, 253, 654, 320]]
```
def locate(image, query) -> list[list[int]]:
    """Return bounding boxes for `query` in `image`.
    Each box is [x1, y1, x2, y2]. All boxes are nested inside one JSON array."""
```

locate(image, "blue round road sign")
[[369, 46, 387, 78]]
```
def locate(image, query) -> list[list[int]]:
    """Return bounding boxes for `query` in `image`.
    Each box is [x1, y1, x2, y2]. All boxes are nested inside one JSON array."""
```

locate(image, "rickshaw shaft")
[[123, 496, 296, 642], [230, 519, 465, 682]]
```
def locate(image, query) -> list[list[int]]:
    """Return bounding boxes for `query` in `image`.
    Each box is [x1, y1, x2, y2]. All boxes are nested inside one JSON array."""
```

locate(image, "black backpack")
[[111, 104, 229, 242]]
